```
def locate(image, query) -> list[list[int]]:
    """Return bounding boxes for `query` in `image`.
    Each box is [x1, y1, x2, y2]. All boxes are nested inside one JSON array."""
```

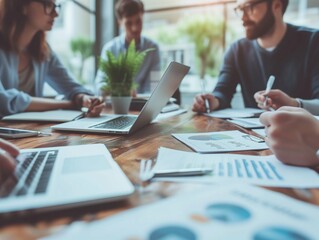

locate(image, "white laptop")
[[51, 62, 190, 134], [0, 144, 134, 217]]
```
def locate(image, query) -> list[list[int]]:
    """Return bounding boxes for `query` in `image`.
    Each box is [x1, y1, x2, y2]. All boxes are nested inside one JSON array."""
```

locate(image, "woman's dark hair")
[[0, 0, 49, 61], [115, 0, 144, 20]]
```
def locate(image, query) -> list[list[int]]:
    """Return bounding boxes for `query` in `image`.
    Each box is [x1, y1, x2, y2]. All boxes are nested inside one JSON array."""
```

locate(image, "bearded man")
[[192, 0, 319, 115]]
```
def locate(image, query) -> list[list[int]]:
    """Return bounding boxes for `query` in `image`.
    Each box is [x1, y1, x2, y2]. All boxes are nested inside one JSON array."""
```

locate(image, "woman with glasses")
[[0, 0, 104, 117]]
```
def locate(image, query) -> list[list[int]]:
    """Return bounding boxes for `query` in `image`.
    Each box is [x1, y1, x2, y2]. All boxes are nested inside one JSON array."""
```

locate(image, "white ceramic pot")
[[111, 96, 132, 114]]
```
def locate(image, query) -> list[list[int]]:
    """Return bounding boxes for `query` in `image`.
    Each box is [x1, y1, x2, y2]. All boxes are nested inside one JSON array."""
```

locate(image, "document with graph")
[[43, 184, 319, 240], [172, 130, 268, 153], [152, 147, 319, 188]]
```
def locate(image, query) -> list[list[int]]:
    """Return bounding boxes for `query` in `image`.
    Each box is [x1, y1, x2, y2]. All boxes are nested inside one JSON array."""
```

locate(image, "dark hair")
[[281, 0, 289, 14], [0, 0, 49, 61], [115, 0, 144, 20]]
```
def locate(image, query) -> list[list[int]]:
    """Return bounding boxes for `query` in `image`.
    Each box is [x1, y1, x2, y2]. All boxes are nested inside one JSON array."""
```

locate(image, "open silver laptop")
[[51, 62, 190, 134], [0, 144, 134, 217]]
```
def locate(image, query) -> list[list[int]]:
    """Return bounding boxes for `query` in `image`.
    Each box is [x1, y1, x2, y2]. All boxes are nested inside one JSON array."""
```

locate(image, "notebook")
[[0, 144, 134, 217], [2, 110, 84, 122], [51, 62, 190, 134]]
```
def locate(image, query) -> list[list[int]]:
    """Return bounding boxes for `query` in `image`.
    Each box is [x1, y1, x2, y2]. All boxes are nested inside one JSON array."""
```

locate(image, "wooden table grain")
[[1, 111, 318, 239]]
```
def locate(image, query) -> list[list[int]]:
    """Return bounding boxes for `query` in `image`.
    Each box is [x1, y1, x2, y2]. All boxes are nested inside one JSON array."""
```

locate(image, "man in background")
[[192, 0, 319, 114], [95, 0, 160, 94]]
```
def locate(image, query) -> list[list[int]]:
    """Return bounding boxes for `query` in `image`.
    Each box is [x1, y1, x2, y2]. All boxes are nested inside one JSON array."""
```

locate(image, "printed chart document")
[[2, 110, 84, 122], [205, 108, 264, 119], [153, 147, 319, 188], [172, 130, 268, 153], [228, 117, 264, 129], [43, 184, 319, 240]]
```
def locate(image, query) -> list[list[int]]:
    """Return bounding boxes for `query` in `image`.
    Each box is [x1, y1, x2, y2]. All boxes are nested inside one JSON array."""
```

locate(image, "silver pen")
[[154, 168, 213, 177], [263, 75, 275, 107], [205, 99, 210, 113], [201, 80, 211, 113]]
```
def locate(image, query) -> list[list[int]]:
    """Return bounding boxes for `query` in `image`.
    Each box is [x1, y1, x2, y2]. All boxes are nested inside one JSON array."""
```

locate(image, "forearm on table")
[[25, 97, 74, 111]]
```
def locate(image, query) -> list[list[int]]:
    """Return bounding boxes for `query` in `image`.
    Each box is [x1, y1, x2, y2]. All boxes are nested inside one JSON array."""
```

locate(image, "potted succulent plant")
[[99, 40, 153, 114]]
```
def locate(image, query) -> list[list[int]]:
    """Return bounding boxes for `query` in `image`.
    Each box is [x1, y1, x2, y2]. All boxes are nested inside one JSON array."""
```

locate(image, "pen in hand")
[[201, 79, 210, 113], [86, 98, 102, 117], [263, 75, 275, 108], [204, 98, 210, 113]]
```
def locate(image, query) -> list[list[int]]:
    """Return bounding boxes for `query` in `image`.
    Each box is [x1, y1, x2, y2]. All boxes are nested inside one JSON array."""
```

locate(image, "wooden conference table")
[[1, 109, 319, 239]]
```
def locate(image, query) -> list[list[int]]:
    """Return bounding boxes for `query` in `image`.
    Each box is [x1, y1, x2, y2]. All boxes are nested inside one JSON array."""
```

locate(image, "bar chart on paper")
[[210, 157, 319, 187], [218, 158, 283, 181], [154, 148, 319, 188]]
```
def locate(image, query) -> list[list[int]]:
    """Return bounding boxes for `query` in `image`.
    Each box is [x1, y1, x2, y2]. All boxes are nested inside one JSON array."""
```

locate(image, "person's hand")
[[82, 95, 105, 117], [259, 106, 319, 167], [254, 89, 299, 110], [0, 139, 20, 182], [131, 89, 137, 98], [192, 94, 219, 113]]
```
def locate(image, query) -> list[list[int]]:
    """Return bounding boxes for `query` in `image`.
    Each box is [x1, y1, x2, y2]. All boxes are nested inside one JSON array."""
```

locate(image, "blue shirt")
[[213, 24, 319, 114], [95, 35, 160, 93], [0, 47, 92, 117]]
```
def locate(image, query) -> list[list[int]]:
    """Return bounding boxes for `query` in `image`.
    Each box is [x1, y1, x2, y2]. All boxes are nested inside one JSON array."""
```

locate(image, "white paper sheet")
[[253, 128, 267, 137], [155, 108, 187, 121], [153, 147, 319, 188], [228, 117, 264, 129], [43, 184, 319, 240], [172, 130, 268, 153], [205, 108, 264, 119], [2, 110, 84, 122]]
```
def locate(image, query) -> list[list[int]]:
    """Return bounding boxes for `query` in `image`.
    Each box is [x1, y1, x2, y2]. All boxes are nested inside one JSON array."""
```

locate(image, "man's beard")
[[244, 6, 275, 40]]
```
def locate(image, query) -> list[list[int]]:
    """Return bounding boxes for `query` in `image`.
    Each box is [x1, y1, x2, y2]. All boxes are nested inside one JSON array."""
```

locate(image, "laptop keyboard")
[[91, 116, 137, 130], [0, 150, 58, 198]]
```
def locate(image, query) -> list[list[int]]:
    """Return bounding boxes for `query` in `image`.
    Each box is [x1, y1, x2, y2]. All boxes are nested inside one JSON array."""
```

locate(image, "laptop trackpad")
[[62, 155, 111, 174]]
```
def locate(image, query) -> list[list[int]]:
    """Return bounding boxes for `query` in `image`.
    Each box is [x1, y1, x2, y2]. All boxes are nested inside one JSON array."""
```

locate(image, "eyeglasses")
[[234, 0, 269, 18], [32, 0, 61, 15]]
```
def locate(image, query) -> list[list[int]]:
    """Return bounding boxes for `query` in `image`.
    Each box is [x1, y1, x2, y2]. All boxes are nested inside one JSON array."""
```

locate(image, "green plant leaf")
[[99, 40, 154, 96]]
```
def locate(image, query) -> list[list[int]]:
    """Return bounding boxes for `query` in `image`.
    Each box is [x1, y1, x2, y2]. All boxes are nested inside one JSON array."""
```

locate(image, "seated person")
[[95, 0, 160, 95], [260, 107, 319, 167], [192, 0, 319, 115], [0, 0, 104, 118], [0, 138, 19, 183]]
